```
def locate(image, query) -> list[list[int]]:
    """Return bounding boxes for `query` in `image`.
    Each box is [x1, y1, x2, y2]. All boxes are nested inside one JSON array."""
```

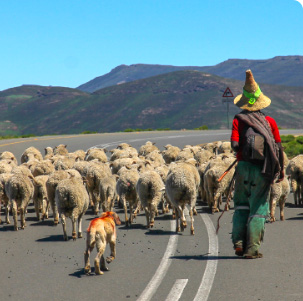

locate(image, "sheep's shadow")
[[36, 235, 65, 242], [286, 216, 303, 221], [145, 229, 178, 236], [170, 253, 242, 261], [0, 225, 15, 231], [118, 223, 147, 230], [30, 220, 55, 227]]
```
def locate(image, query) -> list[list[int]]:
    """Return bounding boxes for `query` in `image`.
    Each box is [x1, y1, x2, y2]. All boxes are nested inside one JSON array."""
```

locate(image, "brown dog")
[[84, 211, 121, 275]]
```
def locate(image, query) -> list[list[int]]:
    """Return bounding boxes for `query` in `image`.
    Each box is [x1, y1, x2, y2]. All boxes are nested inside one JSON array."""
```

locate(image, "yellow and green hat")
[[234, 69, 271, 111]]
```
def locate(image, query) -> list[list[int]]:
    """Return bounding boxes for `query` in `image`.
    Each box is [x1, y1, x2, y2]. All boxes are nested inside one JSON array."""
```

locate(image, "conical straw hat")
[[234, 69, 271, 111]]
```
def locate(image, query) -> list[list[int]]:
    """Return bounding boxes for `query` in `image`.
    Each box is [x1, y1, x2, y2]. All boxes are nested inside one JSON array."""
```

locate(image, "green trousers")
[[232, 161, 271, 256]]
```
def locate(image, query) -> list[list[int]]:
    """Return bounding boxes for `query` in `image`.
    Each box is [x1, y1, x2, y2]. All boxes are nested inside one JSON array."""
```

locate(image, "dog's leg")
[[95, 239, 106, 275], [101, 255, 109, 271], [106, 236, 116, 264], [84, 243, 93, 275], [61, 213, 68, 241]]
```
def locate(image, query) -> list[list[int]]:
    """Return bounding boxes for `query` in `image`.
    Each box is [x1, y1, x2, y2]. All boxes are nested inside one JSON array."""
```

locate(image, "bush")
[[281, 135, 295, 143], [296, 136, 303, 144], [81, 131, 98, 134], [194, 125, 208, 130]]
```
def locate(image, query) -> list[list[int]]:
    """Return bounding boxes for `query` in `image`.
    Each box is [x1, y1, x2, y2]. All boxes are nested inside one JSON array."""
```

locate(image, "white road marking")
[[137, 220, 178, 301], [91, 132, 229, 149], [193, 214, 219, 301], [165, 279, 188, 301]]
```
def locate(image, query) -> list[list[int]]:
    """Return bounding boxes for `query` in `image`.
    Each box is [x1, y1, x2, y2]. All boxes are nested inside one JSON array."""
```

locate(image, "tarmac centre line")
[[137, 220, 179, 301], [137, 212, 219, 301], [193, 214, 219, 301], [165, 279, 188, 301]]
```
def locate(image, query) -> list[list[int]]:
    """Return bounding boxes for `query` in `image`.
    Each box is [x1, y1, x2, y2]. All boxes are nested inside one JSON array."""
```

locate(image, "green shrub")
[[194, 125, 208, 130], [296, 136, 303, 144], [281, 135, 295, 143]]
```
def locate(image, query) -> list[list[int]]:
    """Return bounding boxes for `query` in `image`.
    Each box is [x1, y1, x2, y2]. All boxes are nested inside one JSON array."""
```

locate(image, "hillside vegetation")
[[0, 70, 303, 136]]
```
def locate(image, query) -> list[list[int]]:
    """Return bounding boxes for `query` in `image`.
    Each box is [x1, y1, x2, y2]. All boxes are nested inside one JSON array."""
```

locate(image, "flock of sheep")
[[0, 140, 301, 272]]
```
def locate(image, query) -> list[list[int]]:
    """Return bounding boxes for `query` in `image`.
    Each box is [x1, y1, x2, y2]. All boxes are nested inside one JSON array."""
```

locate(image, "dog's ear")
[[100, 212, 108, 218], [113, 212, 121, 225]]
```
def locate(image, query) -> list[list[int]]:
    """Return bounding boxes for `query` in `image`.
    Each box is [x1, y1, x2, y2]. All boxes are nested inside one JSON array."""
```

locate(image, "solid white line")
[[165, 279, 188, 301], [193, 214, 219, 301], [91, 132, 230, 149], [137, 220, 178, 301]]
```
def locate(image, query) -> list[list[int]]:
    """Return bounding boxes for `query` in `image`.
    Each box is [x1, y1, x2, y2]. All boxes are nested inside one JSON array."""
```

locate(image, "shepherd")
[[230, 69, 284, 259]]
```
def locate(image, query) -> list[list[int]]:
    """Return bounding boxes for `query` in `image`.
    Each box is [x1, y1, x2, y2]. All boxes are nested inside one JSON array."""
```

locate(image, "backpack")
[[242, 126, 265, 161]]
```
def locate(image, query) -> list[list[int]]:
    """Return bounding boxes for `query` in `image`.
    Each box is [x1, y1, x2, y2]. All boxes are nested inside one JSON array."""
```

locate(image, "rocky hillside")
[[1, 70, 303, 136]]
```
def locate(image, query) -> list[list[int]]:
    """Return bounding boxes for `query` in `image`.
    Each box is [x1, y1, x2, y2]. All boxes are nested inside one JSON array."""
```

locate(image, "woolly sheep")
[[0, 160, 16, 174], [269, 177, 290, 222], [46, 169, 82, 225], [0, 151, 18, 165], [44, 147, 54, 160], [162, 145, 181, 164], [0, 173, 12, 224], [145, 150, 165, 167], [85, 148, 108, 163], [21, 147, 43, 163], [176, 148, 194, 162], [85, 162, 112, 214], [217, 141, 233, 154], [194, 149, 214, 165], [109, 148, 138, 161], [165, 161, 200, 235], [116, 167, 140, 226], [286, 154, 303, 206], [33, 175, 49, 221], [5, 172, 34, 230], [138, 141, 159, 156], [55, 176, 89, 240], [99, 174, 119, 212], [136, 170, 165, 228], [203, 154, 236, 213], [32, 160, 55, 177], [269, 152, 290, 222], [53, 144, 68, 156]]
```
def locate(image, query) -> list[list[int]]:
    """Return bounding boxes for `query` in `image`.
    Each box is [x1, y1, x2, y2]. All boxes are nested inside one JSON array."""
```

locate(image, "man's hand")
[[276, 169, 285, 183]]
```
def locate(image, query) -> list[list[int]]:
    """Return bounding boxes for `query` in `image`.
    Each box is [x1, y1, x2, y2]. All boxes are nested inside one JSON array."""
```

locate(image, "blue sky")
[[1, 0, 302, 91]]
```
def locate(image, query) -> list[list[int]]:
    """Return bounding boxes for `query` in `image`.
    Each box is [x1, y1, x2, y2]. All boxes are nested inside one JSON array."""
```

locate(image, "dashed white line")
[[165, 279, 188, 301], [137, 220, 178, 301], [193, 214, 219, 301]]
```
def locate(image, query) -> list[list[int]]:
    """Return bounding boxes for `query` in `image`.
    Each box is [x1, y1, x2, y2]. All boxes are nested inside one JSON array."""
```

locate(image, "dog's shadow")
[[69, 267, 110, 278]]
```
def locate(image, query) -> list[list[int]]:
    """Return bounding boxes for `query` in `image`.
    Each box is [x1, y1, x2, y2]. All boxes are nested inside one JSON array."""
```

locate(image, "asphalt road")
[[1, 130, 303, 301]]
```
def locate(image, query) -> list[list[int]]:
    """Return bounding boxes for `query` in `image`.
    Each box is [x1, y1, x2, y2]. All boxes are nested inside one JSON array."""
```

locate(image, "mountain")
[[77, 56, 303, 92], [1, 70, 303, 136]]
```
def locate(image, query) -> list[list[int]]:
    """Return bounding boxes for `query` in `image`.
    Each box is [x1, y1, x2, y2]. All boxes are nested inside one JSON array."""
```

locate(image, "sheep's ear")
[[103, 148, 107, 153]]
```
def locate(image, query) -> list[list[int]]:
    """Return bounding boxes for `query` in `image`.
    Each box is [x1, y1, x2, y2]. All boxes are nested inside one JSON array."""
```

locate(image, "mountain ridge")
[[77, 55, 303, 93]]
